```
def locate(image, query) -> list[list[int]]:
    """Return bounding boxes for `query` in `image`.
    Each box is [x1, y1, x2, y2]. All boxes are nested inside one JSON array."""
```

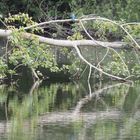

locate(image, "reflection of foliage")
[[1, 80, 140, 139], [2, 82, 87, 139], [0, 85, 7, 103], [1, 82, 85, 120]]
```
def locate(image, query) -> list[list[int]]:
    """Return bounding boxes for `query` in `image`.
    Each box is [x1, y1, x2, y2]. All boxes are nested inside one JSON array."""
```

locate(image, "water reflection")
[[0, 80, 140, 140]]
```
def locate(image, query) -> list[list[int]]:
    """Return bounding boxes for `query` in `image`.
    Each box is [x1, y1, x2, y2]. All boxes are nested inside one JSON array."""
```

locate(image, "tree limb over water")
[[0, 29, 131, 81], [0, 29, 127, 49], [1, 16, 139, 81]]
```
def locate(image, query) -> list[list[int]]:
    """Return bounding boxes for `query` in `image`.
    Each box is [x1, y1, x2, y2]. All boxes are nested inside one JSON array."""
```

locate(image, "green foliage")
[[67, 32, 83, 40], [131, 64, 140, 77], [70, 0, 140, 22], [0, 0, 140, 22], [66, 32, 84, 76], [103, 51, 129, 77], [91, 21, 124, 41], [123, 24, 140, 44], [0, 13, 61, 80], [5, 13, 43, 33], [0, 58, 8, 78], [120, 0, 140, 21], [9, 31, 60, 73], [0, 0, 140, 81]]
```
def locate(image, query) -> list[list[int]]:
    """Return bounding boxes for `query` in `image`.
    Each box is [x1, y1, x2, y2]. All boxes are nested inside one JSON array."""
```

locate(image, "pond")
[[0, 79, 140, 140]]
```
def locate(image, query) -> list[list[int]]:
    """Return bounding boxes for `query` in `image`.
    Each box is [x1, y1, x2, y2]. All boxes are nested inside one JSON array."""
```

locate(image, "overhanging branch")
[[0, 29, 128, 49]]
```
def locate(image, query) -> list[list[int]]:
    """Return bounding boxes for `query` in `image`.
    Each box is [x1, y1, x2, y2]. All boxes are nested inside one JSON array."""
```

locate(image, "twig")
[[73, 44, 126, 81], [24, 19, 74, 30], [0, 18, 8, 29], [121, 22, 140, 26], [93, 47, 109, 78], [31, 68, 39, 82], [90, 17, 140, 49], [29, 80, 42, 95], [87, 66, 92, 97], [120, 25, 140, 49], [79, 20, 130, 76], [79, 65, 88, 79], [96, 47, 109, 68]]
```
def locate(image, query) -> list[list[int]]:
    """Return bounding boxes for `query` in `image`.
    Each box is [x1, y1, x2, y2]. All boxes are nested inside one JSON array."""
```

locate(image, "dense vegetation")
[[0, 0, 140, 83], [0, 0, 140, 21]]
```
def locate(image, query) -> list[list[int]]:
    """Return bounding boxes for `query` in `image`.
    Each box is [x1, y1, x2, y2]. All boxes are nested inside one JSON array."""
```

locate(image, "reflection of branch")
[[39, 110, 121, 125], [73, 82, 130, 114], [119, 111, 140, 140], [116, 87, 129, 110], [132, 91, 140, 114], [4, 102, 8, 121], [0, 122, 10, 135]]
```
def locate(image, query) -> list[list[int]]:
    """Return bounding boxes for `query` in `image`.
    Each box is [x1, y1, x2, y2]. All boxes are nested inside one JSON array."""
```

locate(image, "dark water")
[[0, 80, 140, 140]]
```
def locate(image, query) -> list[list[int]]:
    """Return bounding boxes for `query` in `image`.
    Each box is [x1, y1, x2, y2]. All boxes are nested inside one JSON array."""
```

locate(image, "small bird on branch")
[[70, 13, 76, 21]]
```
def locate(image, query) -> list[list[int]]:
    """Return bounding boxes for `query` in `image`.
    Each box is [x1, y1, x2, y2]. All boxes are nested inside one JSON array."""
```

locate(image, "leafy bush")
[[0, 13, 60, 80]]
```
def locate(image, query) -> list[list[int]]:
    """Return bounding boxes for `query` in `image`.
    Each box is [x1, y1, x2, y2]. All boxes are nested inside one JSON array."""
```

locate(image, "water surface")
[[0, 80, 140, 140]]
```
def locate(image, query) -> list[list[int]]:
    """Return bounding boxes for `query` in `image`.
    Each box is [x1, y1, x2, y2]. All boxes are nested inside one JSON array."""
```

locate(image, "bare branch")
[[0, 29, 128, 48], [73, 44, 126, 81], [22, 16, 140, 49], [79, 20, 130, 76]]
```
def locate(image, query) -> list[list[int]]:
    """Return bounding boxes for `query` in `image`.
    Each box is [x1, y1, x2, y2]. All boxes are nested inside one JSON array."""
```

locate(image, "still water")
[[0, 80, 140, 140]]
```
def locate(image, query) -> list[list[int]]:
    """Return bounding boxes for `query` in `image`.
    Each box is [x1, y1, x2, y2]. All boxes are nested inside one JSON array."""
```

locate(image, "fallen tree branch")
[[23, 16, 140, 49], [0, 29, 128, 49], [0, 16, 137, 50]]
